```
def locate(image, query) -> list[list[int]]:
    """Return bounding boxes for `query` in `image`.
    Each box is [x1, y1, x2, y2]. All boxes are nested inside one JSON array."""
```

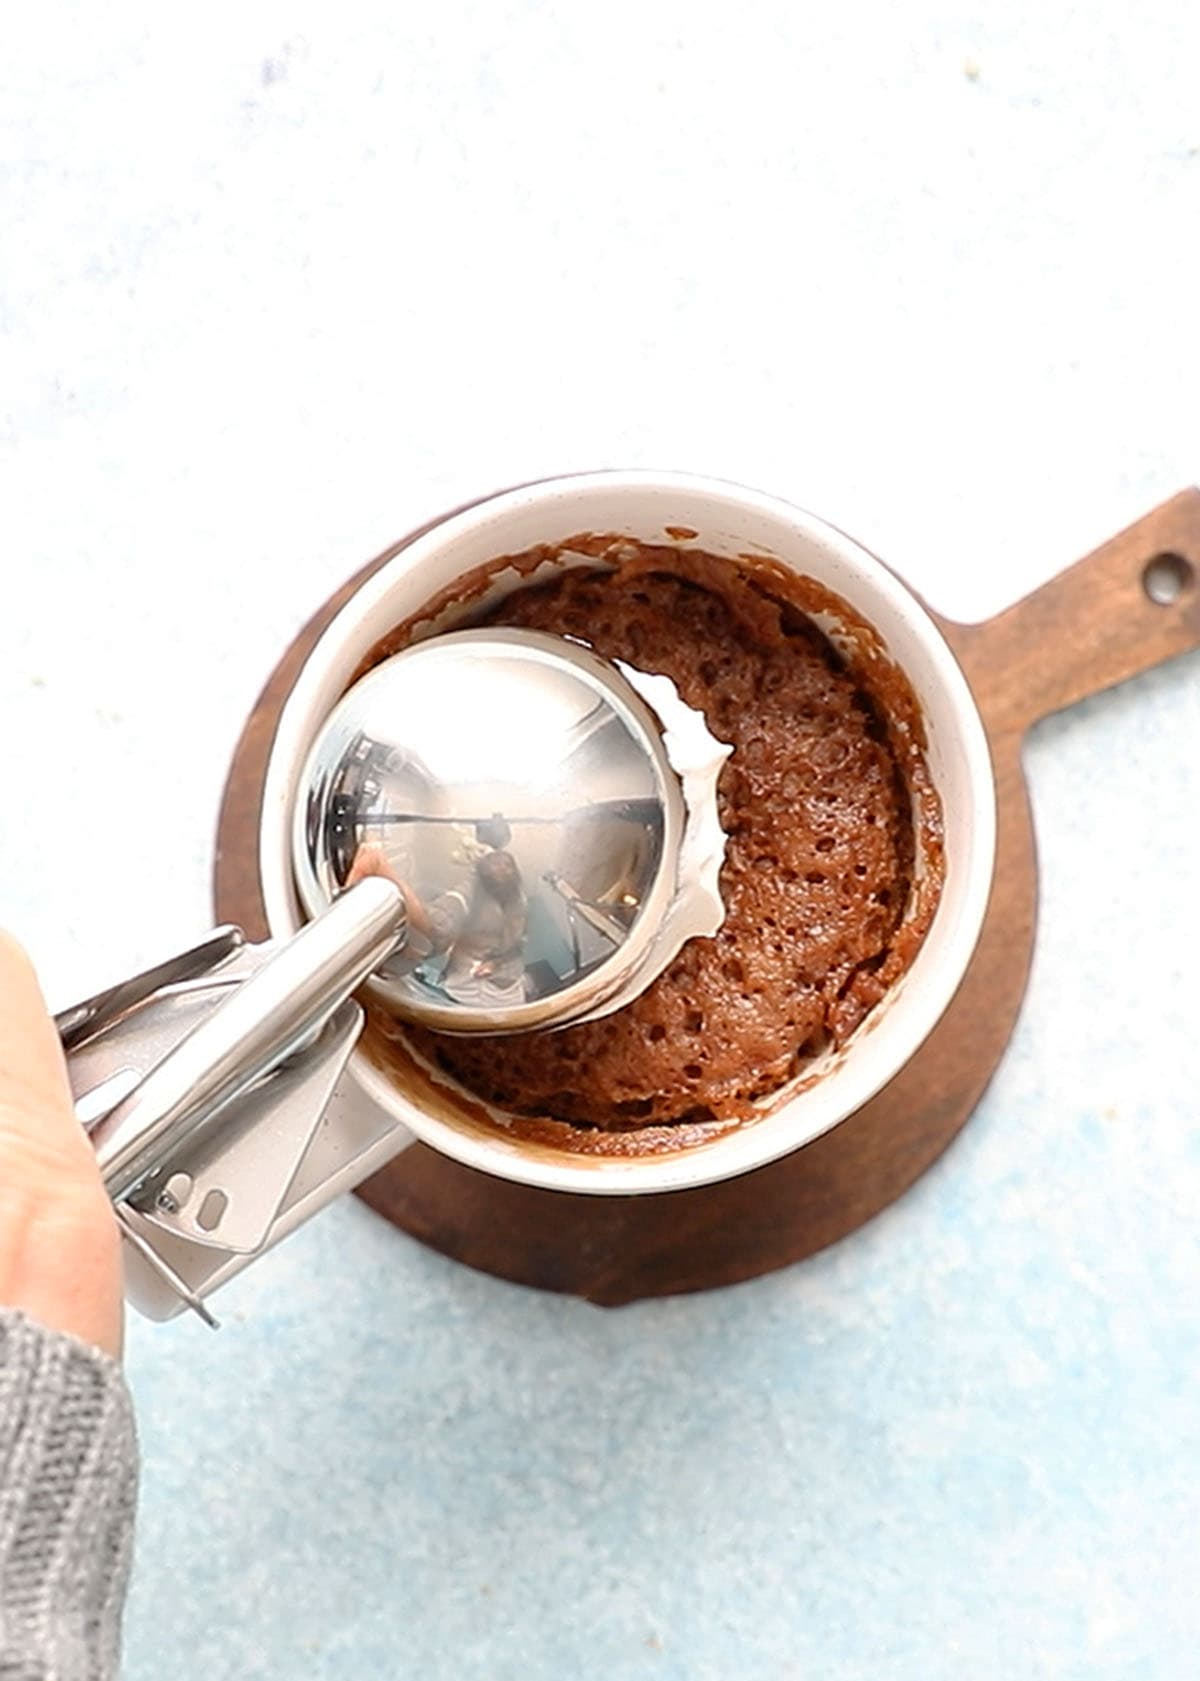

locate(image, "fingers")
[[0, 931, 95, 1178], [0, 931, 73, 1109], [0, 931, 123, 1357], [345, 844, 402, 888]]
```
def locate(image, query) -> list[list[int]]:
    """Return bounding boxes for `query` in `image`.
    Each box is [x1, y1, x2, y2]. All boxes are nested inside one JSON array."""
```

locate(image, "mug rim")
[[259, 469, 997, 1195]]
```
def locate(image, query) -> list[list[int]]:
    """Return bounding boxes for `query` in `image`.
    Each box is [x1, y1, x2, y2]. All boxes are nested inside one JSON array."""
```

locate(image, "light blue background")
[[3, 4, 1198, 1677]]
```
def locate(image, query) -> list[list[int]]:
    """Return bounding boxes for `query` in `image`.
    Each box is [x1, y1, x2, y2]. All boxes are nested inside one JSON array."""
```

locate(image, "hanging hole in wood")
[[1142, 552, 1194, 606]]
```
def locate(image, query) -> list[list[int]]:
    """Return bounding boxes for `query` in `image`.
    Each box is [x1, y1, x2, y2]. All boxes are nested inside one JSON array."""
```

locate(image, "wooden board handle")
[[949, 489, 1200, 736]]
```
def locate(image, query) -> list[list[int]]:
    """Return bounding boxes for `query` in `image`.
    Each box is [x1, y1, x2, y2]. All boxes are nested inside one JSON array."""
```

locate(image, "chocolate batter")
[[363, 539, 943, 1155]]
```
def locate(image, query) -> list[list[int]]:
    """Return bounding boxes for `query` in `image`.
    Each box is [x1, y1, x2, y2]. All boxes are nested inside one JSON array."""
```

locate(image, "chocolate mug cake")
[[360, 536, 944, 1157]]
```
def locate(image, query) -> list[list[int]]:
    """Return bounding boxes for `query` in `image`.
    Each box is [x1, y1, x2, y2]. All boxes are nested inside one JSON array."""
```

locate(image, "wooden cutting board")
[[214, 493, 1200, 1304]]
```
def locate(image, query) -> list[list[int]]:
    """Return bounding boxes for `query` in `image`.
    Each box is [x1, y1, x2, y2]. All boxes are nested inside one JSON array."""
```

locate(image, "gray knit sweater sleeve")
[[0, 1311, 137, 1681]]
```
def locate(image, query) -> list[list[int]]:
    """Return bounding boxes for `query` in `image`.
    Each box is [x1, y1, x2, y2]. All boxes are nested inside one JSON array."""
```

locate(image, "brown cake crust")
[[360, 539, 944, 1153]]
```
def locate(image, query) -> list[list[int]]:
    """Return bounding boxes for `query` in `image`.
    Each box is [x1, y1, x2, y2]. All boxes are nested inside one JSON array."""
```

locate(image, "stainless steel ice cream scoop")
[[58, 628, 730, 1323]]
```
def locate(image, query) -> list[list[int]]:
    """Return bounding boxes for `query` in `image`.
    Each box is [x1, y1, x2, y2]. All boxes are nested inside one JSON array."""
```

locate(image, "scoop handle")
[[89, 879, 407, 1203], [947, 488, 1200, 737], [55, 927, 246, 1052]]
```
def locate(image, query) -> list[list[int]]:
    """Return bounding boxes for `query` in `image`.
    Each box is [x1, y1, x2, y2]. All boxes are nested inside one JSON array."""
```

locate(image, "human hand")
[[0, 933, 123, 1358], [345, 845, 433, 940], [344, 843, 402, 889]]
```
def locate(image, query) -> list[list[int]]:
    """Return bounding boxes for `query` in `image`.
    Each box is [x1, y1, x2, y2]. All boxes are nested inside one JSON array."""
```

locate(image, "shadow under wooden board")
[[214, 492, 1200, 1305]]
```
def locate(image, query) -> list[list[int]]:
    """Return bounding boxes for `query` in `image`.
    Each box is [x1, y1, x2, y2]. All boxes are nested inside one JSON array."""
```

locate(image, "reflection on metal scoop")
[[296, 629, 730, 1034], [56, 626, 731, 1322]]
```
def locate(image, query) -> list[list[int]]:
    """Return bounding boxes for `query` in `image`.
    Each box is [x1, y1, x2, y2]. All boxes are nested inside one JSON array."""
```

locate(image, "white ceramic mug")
[[258, 471, 996, 1199]]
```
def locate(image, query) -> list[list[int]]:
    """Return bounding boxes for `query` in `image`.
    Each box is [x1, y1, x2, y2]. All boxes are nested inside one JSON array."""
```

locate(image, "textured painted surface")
[[2, 5, 1198, 1677]]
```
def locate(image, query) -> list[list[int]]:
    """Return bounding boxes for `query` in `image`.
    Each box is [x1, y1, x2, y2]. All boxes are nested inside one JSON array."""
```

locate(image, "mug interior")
[[260, 472, 995, 1194]]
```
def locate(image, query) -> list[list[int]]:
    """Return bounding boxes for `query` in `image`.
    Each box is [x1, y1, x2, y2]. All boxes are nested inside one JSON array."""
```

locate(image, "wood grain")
[[213, 493, 1200, 1303], [951, 488, 1200, 735]]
